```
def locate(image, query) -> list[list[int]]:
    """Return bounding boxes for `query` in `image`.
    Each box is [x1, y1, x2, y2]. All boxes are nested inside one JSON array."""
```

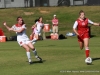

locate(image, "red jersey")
[[77, 18, 89, 35], [52, 18, 58, 26]]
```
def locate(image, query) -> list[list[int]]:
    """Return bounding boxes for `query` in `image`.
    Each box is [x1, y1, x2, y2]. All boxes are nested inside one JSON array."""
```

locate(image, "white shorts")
[[33, 30, 41, 36], [17, 38, 31, 46]]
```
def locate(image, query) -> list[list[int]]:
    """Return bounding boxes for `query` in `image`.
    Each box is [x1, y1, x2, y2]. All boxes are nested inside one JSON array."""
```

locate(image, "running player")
[[31, 17, 44, 43], [73, 10, 100, 59], [3, 17, 42, 64]]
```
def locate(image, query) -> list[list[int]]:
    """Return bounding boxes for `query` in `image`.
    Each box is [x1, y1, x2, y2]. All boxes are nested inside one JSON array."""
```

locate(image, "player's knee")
[[26, 48, 30, 52], [31, 46, 35, 50]]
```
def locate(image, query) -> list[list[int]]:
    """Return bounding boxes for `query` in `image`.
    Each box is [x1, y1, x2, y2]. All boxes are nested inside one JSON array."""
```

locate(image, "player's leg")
[[78, 42, 84, 50], [27, 42, 42, 62], [78, 36, 84, 50], [22, 44, 32, 64], [31, 33, 38, 44], [83, 38, 90, 58]]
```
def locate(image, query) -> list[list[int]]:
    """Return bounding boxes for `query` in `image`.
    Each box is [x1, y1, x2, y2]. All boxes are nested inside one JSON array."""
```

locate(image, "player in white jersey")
[[31, 17, 44, 43], [35, 17, 44, 35], [3, 17, 42, 64]]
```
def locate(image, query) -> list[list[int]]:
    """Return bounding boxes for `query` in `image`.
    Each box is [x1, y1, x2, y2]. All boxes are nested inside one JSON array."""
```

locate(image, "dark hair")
[[34, 19, 39, 23], [79, 10, 84, 15], [16, 16, 25, 24], [38, 16, 42, 21]]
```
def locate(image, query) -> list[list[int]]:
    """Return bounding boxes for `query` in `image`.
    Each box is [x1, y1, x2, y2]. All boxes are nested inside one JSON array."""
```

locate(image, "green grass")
[[0, 6, 100, 37], [0, 37, 100, 75], [0, 6, 100, 75]]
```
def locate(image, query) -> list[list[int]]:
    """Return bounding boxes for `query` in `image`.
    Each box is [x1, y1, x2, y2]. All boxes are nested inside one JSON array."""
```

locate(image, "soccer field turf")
[[0, 37, 100, 75]]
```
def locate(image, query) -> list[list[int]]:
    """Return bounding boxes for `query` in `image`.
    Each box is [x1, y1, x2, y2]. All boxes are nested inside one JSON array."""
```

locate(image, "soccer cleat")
[[29, 62, 33, 65], [35, 56, 43, 63]]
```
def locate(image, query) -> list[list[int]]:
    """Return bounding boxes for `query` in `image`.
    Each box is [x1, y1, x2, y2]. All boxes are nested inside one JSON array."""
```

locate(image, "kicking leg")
[[27, 42, 42, 62]]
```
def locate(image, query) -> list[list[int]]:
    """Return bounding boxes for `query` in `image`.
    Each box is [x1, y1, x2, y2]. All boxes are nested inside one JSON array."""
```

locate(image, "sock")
[[26, 52, 31, 62], [85, 50, 90, 58], [32, 49, 38, 58]]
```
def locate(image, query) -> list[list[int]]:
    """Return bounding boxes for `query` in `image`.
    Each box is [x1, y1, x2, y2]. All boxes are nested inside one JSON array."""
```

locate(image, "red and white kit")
[[73, 18, 94, 42], [12, 24, 30, 46]]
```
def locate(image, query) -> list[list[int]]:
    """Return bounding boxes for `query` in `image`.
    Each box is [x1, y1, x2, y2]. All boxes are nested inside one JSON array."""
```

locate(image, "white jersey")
[[12, 24, 30, 46], [36, 21, 44, 33]]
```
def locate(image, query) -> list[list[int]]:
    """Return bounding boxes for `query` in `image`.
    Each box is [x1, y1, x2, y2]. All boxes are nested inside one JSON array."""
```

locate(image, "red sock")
[[85, 50, 90, 58]]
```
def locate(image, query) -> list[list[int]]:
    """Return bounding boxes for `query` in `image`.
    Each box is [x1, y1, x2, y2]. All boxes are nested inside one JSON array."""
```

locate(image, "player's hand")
[[3, 22, 7, 26]]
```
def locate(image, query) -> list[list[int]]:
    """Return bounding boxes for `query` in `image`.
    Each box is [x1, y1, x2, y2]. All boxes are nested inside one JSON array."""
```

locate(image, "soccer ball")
[[85, 57, 92, 64]]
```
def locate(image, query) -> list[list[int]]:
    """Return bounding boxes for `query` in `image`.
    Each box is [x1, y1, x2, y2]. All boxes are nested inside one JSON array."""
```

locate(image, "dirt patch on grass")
[[40, 10, 49, 14], [24, 12, 34, 15]]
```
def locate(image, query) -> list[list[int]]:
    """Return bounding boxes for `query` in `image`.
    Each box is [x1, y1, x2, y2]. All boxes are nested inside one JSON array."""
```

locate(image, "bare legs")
[[22, 42, 42, 64], [79, 38, 90, 58]]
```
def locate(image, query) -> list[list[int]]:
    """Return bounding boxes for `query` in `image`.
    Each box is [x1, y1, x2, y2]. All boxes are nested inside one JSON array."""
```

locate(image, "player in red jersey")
[[73, 10, 100, 58]]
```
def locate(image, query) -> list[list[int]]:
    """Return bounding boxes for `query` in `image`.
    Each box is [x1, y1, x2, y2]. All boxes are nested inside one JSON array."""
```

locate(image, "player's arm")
[[3, 22, 13, 31], [32, 24, 36, 29], [13, 28, 25, 33], [73, 21, 79, 36], [88, 19, 100, 26], [13, 24, 26, 33], [93, 23, 100, 26], [56, 19, 59, 25]]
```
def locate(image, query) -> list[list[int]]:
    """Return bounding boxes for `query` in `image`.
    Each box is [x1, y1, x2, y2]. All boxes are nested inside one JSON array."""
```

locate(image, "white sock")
[[26, 52, 31, 62]]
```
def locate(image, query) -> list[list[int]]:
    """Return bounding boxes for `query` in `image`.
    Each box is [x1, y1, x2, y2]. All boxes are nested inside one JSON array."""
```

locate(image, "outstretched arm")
[[88, 19, 100, 26], [3, 22, 13, 31], [93, 23, 100, 26]]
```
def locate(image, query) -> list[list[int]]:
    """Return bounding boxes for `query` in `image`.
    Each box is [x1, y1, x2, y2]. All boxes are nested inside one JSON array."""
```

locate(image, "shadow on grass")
[[92, 58, 100, 61], [32, 60, 46, 63], [90, 35, 96, 38], [26, 60, 46, 65]]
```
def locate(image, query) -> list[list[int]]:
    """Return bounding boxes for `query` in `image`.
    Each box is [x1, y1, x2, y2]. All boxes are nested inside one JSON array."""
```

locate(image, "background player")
[[31, 17, 44, 43]]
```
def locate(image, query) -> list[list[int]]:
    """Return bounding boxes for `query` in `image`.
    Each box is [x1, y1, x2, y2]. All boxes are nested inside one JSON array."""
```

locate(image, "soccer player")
[[73, 10, 100, 59], [3, 17, 42, 64], [31, 17, 44, 43]]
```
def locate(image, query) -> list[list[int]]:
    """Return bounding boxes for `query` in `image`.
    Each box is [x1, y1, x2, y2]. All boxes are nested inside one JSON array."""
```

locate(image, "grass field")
[[0, 6, 100, 75], [0, 6, 100, 37], [0, 37, 100, 75]]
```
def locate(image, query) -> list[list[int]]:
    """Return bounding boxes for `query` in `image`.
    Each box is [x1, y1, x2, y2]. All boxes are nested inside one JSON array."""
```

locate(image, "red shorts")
[[78, 32, 90, 42]]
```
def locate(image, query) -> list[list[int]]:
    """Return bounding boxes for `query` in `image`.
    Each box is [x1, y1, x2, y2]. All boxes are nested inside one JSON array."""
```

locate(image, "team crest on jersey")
[[20, 41, 23, 44], [82, 22, 85, 26]]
